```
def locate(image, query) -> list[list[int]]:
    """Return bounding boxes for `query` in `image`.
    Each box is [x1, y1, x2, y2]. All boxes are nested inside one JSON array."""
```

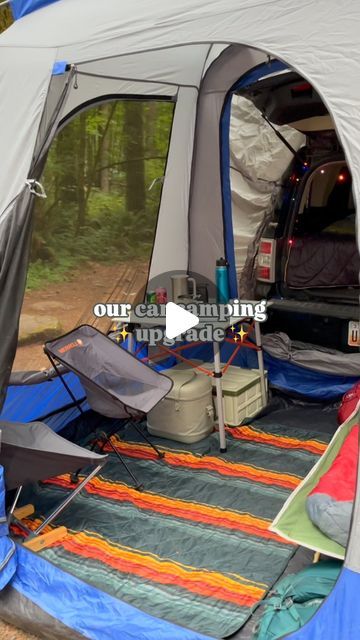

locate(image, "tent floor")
[[229, 546, 315, 639], [231, 400, 338, 639], [10, 403, 336, 639]]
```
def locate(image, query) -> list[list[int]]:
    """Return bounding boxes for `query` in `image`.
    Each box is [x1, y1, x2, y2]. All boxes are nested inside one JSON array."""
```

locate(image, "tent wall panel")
[[76, 46, 210, 89], [0, 47, 55, 217], [0, 190, 37, 410], [149, 87, 199, 279], [188, 45, 268, 283]]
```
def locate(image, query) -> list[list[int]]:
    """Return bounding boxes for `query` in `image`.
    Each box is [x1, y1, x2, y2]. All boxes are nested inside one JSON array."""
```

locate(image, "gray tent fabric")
[[262, 332, 360, 377], [44, 325, 173, 419], [0, 68, 73, 414], [0, 585, 85, 640], [0, 420, 106, 491], [0, 188, 35, 412]]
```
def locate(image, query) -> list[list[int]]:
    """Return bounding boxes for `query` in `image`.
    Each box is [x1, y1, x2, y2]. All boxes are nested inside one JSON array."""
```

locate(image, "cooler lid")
[[165, 369, 211, 401]]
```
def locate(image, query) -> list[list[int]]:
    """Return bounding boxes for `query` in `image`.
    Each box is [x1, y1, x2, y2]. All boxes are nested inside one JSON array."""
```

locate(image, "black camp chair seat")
[[0, 420, 107, 538], [44, 325, 173, 489]]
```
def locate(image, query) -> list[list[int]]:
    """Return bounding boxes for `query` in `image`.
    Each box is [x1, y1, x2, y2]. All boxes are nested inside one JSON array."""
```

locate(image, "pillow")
[[306, 425, 358, 547]]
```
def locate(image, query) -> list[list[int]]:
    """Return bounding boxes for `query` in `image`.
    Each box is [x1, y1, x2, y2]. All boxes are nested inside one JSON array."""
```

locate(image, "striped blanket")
[[18, 422, 330, 638]]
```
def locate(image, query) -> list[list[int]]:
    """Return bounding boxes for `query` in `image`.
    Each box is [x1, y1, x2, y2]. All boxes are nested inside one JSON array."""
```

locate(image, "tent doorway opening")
[[13, 98, 175, 372], [227, 66, 359, 354]]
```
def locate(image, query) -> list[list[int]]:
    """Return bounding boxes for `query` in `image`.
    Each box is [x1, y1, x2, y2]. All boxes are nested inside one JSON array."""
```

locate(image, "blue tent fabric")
[[287, 567, 360, 640], [12, 545, 212, 640], [10, 0, 60, 19], [174, 341, 358, 400], [52, 61, 68, 75], [0, 372, 87, 431], [0, 466, 17, 590]]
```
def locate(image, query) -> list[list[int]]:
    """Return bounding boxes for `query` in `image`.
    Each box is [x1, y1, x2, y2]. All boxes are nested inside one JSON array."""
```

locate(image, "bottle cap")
[[216, 257, 228, 267]]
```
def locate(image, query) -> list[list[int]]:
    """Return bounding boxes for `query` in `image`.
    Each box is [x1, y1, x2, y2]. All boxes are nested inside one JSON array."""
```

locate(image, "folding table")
[[128, 307, 267, 452]]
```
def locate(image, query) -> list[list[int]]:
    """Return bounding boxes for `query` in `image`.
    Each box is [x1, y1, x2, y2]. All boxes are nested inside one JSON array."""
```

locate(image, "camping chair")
[[0, 419, 107, 550], [44, 325, 173, 490]]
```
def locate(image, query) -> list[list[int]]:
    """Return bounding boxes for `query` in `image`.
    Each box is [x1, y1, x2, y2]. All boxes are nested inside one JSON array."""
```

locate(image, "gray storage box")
[[204, 363, 268, 426]]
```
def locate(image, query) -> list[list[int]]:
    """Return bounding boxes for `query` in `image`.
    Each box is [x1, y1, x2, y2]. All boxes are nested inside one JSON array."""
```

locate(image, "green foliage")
[[28, 100, 174, 290], [0, 6, 12, 33]]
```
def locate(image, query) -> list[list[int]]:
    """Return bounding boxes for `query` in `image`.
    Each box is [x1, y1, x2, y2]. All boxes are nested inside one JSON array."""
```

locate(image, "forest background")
[[0, 8, 174, 290]]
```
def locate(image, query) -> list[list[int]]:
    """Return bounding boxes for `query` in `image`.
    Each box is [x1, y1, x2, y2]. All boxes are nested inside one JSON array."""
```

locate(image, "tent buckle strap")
[[73, 65, 79, 90], [148, 176, 164, 191], [25, 179, 47, 199]]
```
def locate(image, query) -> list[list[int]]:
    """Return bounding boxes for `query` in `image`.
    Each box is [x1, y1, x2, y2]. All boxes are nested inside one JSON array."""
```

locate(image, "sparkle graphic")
[[236, 325, 248, 342], [233, 334, 239, 343], [119, 326, 130, 342]]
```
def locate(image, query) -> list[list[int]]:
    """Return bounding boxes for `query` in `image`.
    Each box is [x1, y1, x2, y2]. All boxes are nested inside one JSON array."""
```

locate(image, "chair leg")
[[34, 463, 106, 536], [70, 420, 125, 483], [100, 433, 143, 491], [130, 422, 165, 459], [7, 486, 23, 526]]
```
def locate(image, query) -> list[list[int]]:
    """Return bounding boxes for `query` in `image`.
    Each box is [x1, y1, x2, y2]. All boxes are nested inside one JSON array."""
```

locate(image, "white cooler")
[[147, 369, 214, 444]]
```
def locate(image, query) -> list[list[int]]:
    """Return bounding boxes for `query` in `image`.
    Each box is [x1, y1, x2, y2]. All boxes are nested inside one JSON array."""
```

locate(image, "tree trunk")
[[100, 105, 111, 193], [123, 101, 145, 213], [76, 112, 87, 234]]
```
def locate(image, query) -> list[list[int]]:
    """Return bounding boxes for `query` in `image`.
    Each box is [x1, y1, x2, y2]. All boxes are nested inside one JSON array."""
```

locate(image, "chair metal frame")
[[44, 326, 167, 491]]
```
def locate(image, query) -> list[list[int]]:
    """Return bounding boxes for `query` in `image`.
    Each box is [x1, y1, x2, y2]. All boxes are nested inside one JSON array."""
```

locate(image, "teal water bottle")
[[216, 258, 230, 303]]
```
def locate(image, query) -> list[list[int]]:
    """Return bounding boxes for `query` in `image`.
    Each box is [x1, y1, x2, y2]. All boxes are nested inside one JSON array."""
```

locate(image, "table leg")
[[254, 321, 267, 406], [213, 341, 227, 452], [127, 331, 134, 353]]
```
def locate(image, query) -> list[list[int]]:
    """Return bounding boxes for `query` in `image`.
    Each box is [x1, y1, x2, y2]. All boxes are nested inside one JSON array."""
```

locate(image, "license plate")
[[348, 320, 360, 347]]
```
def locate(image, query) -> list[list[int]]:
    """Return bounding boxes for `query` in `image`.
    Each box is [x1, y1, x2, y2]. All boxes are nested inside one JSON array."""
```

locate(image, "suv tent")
[[0, 1, 359, 639]]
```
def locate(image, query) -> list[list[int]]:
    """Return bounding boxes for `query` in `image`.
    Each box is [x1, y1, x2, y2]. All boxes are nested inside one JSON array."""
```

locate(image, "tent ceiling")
[[1, 0, 360, 224], [75, 46, 212, 88]]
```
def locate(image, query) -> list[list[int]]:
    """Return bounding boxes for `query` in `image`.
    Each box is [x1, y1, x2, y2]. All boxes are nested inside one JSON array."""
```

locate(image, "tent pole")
[[213, 342, 227, 452], [254, 322, 267, 406]]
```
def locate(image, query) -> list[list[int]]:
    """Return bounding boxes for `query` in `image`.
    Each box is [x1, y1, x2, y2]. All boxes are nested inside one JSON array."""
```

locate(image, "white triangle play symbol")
[[165, 302, 199, 339]]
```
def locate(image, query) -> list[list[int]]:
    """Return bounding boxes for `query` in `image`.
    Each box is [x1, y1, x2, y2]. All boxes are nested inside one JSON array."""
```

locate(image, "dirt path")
[[4, 260, 148, 639], [0, 621, 39, 640], [13, 260, 148, 371]]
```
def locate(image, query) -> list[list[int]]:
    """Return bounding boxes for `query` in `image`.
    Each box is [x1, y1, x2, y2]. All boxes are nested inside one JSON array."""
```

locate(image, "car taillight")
[[259, 240, 273, 254], [258, 266, 271, 280], [257, 238, 276, 282]]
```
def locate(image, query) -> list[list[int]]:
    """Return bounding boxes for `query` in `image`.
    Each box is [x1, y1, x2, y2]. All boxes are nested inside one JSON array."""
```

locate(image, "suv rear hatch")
[[236, 65, 359, 351]]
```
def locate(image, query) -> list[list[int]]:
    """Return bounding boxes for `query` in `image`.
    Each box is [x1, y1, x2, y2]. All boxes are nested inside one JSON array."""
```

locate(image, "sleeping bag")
[[337, 382, 360, 424], [306, 424, 358, 547], [253, 561, 342, 640]]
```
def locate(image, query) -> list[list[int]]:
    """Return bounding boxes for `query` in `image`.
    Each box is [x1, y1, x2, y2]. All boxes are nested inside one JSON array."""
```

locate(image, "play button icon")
[[165, 302, 199, 339]]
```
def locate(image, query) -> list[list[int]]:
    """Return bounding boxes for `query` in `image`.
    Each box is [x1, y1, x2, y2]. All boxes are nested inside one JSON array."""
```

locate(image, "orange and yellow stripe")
[[228, 425, 328, 455], [61, 531, 267, 608], [44, 474, 293, 545], [100, 437, 302, 490]]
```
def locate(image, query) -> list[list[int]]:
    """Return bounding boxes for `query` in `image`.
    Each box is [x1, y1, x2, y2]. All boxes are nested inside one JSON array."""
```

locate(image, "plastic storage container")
[[147, 369, 214, 443], [204, 363, 268, 426]]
